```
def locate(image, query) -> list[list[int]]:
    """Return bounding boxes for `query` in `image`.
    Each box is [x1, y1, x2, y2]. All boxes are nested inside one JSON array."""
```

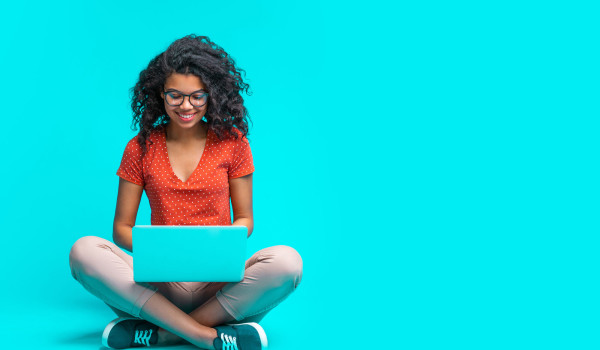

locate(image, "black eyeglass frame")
[[163, 90, 210, 107]]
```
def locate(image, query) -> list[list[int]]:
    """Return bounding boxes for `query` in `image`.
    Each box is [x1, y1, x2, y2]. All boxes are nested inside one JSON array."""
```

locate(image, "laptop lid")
[[132, 225, 247, 282]]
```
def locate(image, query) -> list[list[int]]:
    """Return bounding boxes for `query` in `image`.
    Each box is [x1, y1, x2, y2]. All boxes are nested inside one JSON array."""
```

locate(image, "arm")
[[229, 173, 254, 237], [113, 177, 143, 252]]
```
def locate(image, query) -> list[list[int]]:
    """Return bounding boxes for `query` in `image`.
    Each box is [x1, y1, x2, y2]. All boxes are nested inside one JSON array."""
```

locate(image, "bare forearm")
[[113, 223, 133, 252], [232, 217, 253, 237]]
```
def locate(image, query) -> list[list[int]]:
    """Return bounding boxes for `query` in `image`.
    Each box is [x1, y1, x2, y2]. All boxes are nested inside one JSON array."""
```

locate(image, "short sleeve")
[[229, 135, 255, 179], [116, 137, 144, 186]]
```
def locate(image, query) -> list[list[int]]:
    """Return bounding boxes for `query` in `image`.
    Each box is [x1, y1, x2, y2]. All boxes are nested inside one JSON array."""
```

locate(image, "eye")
[[168, 93, 182, 99], [191, 93, 205, 100]]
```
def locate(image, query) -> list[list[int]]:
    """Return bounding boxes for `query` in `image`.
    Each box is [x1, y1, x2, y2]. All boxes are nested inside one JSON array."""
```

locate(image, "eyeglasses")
[[163, 90, 209, 107]]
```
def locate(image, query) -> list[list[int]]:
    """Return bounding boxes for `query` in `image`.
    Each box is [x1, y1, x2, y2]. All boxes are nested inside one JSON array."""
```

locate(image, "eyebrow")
[[164, 88, 206, 94]]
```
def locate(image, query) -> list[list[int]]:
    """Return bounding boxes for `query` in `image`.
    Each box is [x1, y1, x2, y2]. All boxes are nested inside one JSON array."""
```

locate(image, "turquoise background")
[[0, 1, 598, 349]]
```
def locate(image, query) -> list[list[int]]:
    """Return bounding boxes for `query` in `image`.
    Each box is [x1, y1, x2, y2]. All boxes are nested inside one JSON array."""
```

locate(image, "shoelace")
[[220, 333, 239, 350], [133, 329, 153, 347]]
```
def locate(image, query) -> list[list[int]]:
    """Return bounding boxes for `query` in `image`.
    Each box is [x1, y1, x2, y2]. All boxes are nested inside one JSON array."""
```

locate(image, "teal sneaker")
[[102, 317, 159, 349], [213, 322, 268, 350]]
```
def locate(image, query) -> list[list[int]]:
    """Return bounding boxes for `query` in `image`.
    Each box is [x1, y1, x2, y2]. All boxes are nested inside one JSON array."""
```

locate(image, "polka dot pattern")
[[116, 128, 254, 226]]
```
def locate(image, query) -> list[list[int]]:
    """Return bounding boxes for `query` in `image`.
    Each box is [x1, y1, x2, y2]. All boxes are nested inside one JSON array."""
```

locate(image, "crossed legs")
[[69, 236, 303, 349]]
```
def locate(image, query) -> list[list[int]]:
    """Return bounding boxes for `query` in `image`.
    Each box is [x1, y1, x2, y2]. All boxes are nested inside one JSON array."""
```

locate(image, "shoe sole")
[[228, 322, 269, 349], [102, 317, 138, 349]]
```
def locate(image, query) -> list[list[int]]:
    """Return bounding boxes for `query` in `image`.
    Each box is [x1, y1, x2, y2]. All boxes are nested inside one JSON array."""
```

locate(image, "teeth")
[[178, 113, 195, 119]]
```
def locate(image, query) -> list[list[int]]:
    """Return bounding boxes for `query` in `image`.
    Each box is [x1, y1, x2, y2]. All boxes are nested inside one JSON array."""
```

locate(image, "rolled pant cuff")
[[215, 290, 243, 321], [130, 284, 159, 317]]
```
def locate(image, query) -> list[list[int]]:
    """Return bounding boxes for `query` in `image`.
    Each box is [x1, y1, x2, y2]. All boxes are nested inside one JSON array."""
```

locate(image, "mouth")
[[176, 112, 196, 121]]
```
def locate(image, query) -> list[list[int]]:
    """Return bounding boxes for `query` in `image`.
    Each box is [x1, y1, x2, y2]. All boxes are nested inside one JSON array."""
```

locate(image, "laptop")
[[132, 225, 247, 282]]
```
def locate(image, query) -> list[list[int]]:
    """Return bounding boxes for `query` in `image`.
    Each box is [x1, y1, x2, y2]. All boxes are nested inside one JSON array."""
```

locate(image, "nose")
[[180, 96, 194, 109]]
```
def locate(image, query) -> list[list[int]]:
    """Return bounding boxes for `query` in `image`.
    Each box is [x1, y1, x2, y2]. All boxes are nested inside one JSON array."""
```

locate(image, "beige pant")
[[69, 236, 303, 323]]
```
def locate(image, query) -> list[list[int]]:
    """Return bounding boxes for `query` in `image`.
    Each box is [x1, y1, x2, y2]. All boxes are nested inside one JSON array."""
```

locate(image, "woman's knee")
[[69, 235, 109, 278], [261, 245, 303, 288]]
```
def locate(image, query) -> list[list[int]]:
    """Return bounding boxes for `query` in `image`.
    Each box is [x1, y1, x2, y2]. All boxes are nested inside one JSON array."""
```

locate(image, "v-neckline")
[[162, 128, 211, 184]]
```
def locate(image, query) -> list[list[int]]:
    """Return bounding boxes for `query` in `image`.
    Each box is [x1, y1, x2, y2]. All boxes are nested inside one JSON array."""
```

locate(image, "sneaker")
[[102, 317, 159, 349], [213, 322, 268, 350]]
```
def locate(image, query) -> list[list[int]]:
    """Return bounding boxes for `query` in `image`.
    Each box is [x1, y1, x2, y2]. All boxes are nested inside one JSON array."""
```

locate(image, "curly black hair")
[[130, 34, 251, 152]]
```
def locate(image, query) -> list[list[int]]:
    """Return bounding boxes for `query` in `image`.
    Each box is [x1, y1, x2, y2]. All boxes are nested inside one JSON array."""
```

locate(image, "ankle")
[[156, 328, 184, 346]]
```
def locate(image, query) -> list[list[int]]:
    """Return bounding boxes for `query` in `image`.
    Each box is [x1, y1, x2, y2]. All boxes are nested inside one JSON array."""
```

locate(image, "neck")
[[165, 121, 207, 142]]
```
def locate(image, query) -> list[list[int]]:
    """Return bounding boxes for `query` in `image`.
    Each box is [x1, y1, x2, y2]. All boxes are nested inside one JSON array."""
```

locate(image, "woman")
[[69, 34, 303, 350]]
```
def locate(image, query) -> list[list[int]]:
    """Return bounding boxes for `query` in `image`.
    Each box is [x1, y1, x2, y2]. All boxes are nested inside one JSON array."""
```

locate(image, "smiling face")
[[162, 73, 208, 132]]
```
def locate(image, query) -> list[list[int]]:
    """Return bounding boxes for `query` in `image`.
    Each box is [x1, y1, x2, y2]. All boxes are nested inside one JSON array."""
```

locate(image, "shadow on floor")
[[55, 330, 103, 345], [56, 330, 200, 349]]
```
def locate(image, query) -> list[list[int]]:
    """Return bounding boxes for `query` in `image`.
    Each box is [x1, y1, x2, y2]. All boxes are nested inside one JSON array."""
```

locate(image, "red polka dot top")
[[116, 127, 254, 226]]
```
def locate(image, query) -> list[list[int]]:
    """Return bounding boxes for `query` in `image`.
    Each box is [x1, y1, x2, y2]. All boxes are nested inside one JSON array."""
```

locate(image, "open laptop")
[[132, 225, 247, 282]]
